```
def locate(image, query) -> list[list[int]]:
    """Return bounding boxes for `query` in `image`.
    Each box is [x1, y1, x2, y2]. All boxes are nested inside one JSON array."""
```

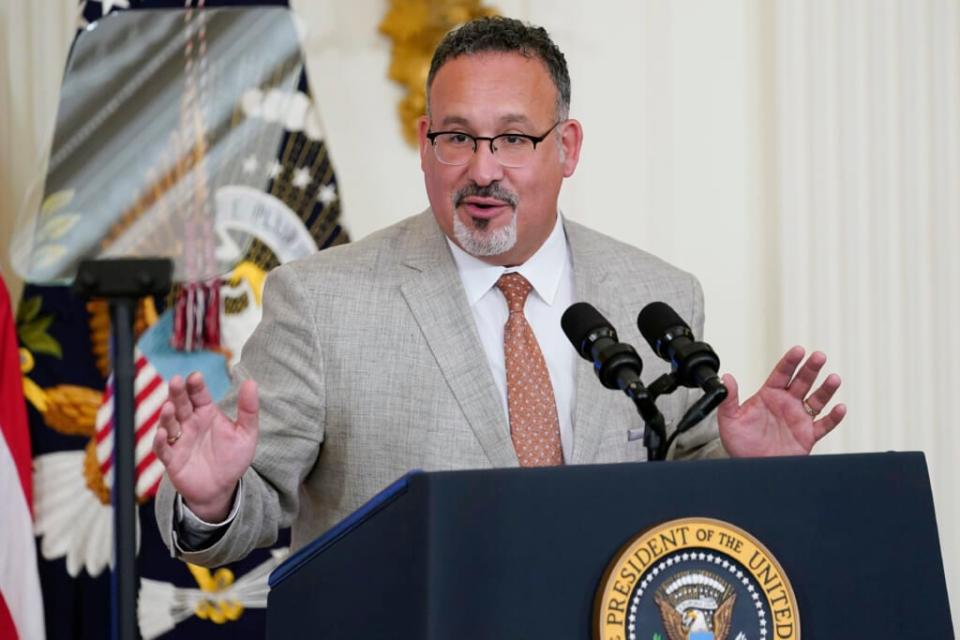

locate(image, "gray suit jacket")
[[156, 211, 725, 566]]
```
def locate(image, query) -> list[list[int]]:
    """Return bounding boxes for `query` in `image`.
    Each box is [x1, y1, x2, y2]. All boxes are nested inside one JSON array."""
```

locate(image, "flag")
[[16, 1, 348, 637], [0, 275, 45, 640]]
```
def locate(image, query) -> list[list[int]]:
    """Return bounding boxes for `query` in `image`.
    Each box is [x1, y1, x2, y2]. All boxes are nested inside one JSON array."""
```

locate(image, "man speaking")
[[153, 16, 845, 566]]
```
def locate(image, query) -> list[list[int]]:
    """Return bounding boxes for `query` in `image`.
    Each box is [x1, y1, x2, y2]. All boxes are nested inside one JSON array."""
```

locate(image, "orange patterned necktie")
[[496, 273, 564, 467]]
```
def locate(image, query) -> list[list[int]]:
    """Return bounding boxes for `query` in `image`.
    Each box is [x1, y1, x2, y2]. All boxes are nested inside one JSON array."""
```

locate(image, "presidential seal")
[[595, 518, 799, 640]]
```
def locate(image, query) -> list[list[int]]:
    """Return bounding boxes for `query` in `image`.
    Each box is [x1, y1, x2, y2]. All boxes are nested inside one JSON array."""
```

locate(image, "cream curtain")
[[0, 0, 77, 301], [774, 0, 960, 617]]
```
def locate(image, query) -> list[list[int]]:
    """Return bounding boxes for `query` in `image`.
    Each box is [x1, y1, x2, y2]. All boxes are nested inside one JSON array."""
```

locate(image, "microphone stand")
[[586, 339, 671, 462], [623, 379, 667, 462], [74, 258, 172, 640], [642, 373, 727, 461]]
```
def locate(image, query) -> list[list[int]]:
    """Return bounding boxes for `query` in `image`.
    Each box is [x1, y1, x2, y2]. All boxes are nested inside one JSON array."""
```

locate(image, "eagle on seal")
[[654, 588, 736, 640]]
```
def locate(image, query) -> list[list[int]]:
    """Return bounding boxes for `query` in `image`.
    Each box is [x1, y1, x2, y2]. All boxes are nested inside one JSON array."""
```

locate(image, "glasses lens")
[[434, 133, 474, 165], [494, 135, 534, 168]]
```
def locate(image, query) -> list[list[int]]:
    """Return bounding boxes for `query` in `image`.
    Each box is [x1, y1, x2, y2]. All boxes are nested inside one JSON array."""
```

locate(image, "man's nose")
[[466, 140, 504, 186]]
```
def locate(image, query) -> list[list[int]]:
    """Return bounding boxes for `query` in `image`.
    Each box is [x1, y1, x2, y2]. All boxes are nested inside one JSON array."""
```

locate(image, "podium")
[[266, 452, 953, 638]]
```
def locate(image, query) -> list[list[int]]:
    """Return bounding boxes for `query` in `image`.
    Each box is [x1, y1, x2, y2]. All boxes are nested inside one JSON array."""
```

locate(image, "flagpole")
[[75, 258, 172, 640]]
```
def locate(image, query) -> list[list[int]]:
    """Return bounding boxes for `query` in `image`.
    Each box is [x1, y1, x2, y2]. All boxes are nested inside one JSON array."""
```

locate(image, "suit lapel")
[[399, 212, 518, 467], [565, 221, 624, 464]]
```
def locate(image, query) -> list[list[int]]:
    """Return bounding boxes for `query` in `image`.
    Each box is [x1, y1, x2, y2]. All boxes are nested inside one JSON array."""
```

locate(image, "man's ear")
[[417, 116, 431, 170], [559, 119, 583, 177]]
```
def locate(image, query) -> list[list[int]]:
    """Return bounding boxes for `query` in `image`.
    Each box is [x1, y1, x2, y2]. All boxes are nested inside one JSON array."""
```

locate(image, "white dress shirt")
[[446, 214, 577, 461]]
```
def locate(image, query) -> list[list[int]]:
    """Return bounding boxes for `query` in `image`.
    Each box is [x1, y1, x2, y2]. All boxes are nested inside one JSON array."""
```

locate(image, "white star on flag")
[[266, 159, 283, 179], [317, 184, 338, 205], [242, 155, 259, 174], [291, 167, 312, 190]]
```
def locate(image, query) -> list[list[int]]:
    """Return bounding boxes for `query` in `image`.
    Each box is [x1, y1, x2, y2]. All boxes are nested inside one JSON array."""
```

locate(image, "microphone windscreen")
[[561, 302, 614, 359], [636, 302, 689, 352]]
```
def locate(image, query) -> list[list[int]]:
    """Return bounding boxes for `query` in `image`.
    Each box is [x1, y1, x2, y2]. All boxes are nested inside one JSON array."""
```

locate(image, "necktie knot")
[[496, 272, 533, 314]]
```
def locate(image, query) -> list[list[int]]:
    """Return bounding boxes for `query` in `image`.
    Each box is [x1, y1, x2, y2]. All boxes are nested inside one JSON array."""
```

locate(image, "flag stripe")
[[0, 280, 31, 508], [0, 418, 31, 509], [99, 451, 114, 478], [135, 451, 157, 478], [135, 371, 162, 405], [0, 429, 45, 640], [0, 593, 18, 640], [136, 457, 164, 500], [135, 405, 162, 441], [134, 427, 158, 466], [95, 417, 112, 445]]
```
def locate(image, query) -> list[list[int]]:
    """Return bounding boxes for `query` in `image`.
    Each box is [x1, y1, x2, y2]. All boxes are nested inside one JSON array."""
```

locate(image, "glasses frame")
[[425, 120, 565, 167]]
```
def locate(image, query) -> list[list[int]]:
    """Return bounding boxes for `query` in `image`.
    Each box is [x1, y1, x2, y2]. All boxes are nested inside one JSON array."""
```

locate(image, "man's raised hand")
[[152, 372, 259, 522], [716, 346, 846, 458]]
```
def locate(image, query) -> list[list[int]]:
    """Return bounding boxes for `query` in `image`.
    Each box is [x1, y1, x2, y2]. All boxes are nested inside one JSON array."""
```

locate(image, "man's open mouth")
[[459, 197, 512, 220]]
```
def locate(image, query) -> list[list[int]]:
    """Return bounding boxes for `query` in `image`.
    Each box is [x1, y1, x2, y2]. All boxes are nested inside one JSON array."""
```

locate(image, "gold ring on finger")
[[166, 429, 183, 445], [802, 400, 819, 418]]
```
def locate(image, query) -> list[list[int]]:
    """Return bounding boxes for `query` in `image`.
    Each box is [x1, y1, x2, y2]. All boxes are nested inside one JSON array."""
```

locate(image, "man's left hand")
[[717, 346, 846, 457]]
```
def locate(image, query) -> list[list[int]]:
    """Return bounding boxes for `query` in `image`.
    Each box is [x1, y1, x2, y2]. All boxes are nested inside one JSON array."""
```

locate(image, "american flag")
[[0, 276, 45, 640], [94, 348, 168, 501]]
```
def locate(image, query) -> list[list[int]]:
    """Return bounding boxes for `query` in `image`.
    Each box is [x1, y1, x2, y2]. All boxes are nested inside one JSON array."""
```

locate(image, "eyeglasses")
[[426, 121, 564, 168]]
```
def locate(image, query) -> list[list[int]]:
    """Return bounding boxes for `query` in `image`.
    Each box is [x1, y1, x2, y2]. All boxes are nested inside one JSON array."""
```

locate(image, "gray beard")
[[453, 210, 518, 257]]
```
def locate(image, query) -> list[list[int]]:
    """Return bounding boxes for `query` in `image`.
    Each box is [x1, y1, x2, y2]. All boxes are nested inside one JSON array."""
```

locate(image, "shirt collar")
[[446, 213, 569, 307]]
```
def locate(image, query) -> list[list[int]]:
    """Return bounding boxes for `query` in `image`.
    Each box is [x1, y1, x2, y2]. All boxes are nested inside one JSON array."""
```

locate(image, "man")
[[153, 17, 845, 566]]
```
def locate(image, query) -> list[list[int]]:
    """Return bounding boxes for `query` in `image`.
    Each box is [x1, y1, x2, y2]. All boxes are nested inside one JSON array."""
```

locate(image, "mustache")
[[453, 182, 519, 209]]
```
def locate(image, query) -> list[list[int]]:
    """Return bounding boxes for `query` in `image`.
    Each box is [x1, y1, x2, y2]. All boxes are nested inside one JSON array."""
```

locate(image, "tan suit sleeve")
[[155, 264, 326, 566]]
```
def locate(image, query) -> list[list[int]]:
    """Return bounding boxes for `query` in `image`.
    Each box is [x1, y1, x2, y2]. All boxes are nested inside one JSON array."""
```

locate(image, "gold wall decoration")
[[379, 0, 499, 147]]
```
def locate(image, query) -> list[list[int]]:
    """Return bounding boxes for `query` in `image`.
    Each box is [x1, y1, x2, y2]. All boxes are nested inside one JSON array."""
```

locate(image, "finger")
[[813, 403, 846, 440], [716, 373, 740, 422], [153, 402, 178, 467], [167, 375, 194, 423], [787, 351, 827, 399], [763, 346, 806, 390], [185, 371, 214, 410], [235, 379, 259, 434], [803, 373, 842, 414]]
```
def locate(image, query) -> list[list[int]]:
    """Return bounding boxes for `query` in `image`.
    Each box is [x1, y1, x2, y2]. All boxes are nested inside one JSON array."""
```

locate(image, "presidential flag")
[[17, 1, 347, 637]]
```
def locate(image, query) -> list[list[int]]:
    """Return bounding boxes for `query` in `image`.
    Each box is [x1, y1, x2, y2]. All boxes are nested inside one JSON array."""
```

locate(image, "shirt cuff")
[[172, 479, 242, 553]]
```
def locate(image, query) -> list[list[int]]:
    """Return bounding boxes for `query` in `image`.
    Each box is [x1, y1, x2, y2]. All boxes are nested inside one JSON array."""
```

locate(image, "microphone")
[[636, 302, 725, 396], [561, 302, 644, 391], [562, 302, 667, 459]]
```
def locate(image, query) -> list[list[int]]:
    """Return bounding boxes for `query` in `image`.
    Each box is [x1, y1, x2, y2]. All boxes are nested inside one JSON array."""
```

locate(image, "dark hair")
[[426, 16, 571, 120]]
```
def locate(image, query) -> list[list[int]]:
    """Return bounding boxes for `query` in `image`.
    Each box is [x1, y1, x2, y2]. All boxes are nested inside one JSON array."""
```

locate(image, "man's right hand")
[[153, 372, 259, 523]]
